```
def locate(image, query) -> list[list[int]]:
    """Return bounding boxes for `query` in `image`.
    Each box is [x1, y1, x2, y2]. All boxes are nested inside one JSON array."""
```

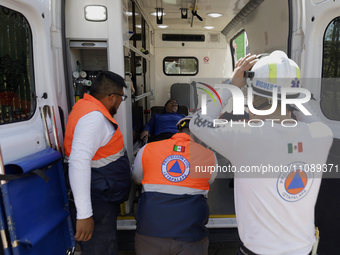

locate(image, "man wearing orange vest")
[[64, 71, 131, 255], [132, 116, 217, 255]]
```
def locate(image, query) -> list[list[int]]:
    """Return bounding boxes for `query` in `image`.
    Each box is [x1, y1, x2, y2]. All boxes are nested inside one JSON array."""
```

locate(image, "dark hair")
[[90, 71, 127, 99]]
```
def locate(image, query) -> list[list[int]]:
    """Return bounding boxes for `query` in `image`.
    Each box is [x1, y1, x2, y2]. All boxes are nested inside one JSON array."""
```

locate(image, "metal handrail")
[[40, 106, 52, 148], [40, 105, 61, 152], [129, 44, 150, 61], [133, 91, 152, 102], [50, 106, 61, 153]]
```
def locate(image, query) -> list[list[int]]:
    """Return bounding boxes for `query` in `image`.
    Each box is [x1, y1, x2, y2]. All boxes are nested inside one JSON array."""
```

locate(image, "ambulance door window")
[[321, 17, 340, 121], [231, 31, 249, 65], [0, 5, 36, 125]]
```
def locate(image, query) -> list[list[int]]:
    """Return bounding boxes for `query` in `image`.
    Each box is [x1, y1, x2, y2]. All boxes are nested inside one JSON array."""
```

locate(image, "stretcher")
[[0, 147, 75, 255]]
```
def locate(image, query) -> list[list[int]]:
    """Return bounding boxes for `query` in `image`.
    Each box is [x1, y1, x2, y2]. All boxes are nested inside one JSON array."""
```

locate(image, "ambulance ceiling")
[[131, 0, 251, 32]]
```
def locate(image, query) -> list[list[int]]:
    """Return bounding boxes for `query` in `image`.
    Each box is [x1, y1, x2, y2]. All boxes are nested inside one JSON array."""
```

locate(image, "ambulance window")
[[231, 31, 249, 64], [321, 17, 340, 121], [0, 6, 36, 125], [163, 57, 198, 76]]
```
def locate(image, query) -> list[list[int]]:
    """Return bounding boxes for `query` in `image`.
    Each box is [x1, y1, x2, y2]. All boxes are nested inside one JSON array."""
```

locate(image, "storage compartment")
[[67, 41, 108, 103]]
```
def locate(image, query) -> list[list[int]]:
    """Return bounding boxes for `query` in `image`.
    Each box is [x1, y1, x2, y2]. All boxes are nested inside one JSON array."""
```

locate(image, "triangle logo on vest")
[[162, 155, 190, 182]]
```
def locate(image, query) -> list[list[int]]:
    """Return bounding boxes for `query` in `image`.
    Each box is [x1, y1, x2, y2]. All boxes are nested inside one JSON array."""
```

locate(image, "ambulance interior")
[[1, 0, 340, 253], [64, 0, 340, 250], [65, 0, 289, 221]]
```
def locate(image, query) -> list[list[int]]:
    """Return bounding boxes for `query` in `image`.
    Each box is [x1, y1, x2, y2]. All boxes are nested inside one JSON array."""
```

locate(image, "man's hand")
[[74, 217, 94, 242], [231, 54, 258, 88], [140, 130, 149, 140]]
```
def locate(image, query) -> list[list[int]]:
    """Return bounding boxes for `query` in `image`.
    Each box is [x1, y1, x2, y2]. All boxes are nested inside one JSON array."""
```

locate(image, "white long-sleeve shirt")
[[68, 111, 115, 219], [189, 86, 333, 255]]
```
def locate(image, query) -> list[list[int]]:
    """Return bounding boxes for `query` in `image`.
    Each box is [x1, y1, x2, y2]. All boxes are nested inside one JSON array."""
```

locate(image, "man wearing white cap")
[[189, 51, 333, 255]]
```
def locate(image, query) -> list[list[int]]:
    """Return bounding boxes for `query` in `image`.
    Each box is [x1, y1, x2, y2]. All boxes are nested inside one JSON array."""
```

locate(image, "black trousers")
[[70, 200, 120, 255], [148, 132, 174, 143]]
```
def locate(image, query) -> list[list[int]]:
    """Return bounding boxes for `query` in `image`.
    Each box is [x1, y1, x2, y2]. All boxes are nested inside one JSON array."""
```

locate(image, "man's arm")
[[68, 111, 113, 241], [140, 115, 156, 139], [131, 145, 146, 184]]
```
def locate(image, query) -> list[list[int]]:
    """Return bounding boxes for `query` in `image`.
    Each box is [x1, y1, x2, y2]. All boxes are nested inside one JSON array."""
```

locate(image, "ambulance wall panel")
[[65, 0, 108, 40], [153, 46, 232, 107], [225, 0, 289, 55], [155, 30, 227, 49]]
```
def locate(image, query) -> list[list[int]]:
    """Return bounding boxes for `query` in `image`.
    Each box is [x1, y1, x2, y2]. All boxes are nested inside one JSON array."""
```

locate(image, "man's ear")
[[99, 94, 113, 109], [108, 94, 116, 104]]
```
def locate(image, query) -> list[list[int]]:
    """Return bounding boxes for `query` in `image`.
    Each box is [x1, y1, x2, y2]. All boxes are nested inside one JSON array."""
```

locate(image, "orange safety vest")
[[64, 94, 130, 203], [64, 93, 124, 159], [141, 133, 215, 191]]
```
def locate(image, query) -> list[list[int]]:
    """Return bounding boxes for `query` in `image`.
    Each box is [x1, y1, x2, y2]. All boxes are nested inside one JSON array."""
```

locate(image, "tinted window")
[[321, 17, 340, 120], [0, 6, 36, 125], [163, 57, 198, 76]]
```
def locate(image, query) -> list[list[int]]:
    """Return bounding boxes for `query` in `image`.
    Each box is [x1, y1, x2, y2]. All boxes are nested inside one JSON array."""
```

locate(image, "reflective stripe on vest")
[[141, 133, 214, 191], [64, 94, 125, 159], [142, 183, 209, 196], [91, 147, 126, 168]]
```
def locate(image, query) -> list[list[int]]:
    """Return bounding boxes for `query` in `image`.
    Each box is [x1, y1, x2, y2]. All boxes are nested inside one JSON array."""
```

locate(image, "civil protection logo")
[[277, 162, 314, 202], [162, 155, 190, 182]]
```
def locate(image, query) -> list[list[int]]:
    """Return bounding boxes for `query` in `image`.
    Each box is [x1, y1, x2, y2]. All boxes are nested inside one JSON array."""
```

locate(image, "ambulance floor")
[[117, 242, 239, 255]]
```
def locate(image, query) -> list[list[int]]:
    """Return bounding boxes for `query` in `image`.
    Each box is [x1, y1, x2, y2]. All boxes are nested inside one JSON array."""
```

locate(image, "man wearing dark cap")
[[140, 99, 186, 142], [132, 116, 217, 255], [64, 71, 131, 255]]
